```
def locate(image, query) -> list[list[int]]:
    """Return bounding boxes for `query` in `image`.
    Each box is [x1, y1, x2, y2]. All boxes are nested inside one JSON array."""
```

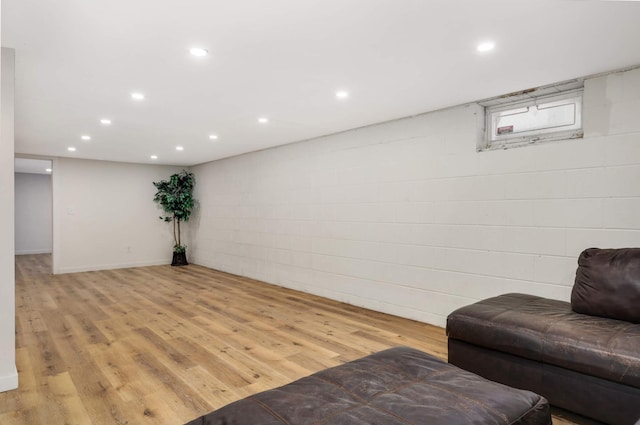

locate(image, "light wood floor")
[[0, 254, 597, 425]]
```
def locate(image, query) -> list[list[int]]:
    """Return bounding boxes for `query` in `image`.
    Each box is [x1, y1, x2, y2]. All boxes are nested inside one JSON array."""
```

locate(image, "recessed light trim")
[[81, 135, 91, 141], [209, 134, 218, 140], [176, 146, 184, 151], [45, 168, 52, 172], [189, 47, 208, 57], [150, 155, 158, 160], [67, 147, 76, 152], [131, 92, 145, 100], [100, 119, 112, 125], [336, 90, 349, 99], [258, 117, 269, 124], [477, 41, 495, 52]]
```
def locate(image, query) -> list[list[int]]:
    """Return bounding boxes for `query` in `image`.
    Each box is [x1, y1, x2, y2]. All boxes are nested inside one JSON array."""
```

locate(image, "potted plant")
[[153, 170, 195, 266]]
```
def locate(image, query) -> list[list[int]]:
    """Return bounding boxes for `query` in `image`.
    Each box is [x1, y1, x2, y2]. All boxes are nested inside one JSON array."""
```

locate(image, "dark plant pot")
[[171, 251, 188, 266]]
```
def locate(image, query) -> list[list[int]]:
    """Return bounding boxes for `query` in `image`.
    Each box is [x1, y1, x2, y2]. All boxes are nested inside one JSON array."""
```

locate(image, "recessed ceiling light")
[[189, 47, 208, 57], [258, 117, 269, 124], [336, 91, 349, 99], [150, 155, 158, 160], [477, 41, 495, 52], [131, 92, 145, 100], [67, 147, 76, 152], [176, 146, 184, 151], [209, 134, 218, 140], [100, 119, 112, 125], [45, 168, 52, 172], [81, 135, 91, 141]]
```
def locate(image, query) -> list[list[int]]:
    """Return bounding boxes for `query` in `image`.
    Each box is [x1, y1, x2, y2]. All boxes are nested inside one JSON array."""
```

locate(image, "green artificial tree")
[[153, 170, 195, 265]]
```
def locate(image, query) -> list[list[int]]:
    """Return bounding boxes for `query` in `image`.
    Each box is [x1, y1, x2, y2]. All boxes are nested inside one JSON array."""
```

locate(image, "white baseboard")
[[0, 367, 18, 392], [16, 249, 52, 255]]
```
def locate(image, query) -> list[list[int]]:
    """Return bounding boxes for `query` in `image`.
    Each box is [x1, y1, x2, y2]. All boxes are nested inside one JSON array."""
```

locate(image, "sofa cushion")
[[446, 293, 640, 389], [185, 346, 551, 425], [571, 247, 640, 323]]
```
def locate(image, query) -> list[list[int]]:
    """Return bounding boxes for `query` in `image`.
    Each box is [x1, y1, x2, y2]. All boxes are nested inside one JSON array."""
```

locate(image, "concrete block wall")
[[191, 67, 640, 327]]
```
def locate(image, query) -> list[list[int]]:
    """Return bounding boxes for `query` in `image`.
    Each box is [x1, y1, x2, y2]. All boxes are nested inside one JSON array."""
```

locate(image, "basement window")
[[480, 87, 583, 150]]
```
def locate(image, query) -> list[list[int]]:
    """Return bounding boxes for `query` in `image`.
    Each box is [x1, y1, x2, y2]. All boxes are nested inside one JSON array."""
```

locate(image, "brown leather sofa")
[[185, 346, 551, 425], [447, 248, 640, 425]]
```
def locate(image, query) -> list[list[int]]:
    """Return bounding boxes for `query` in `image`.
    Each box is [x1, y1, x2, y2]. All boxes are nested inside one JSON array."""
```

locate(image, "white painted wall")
[[15, 173, 52, 255], [52, 158, 184, 274], [0, 47, 18, 392], [190, 67, 640, 327]]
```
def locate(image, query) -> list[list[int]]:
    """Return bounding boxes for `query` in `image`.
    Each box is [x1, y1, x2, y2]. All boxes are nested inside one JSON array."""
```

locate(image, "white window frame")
[[481, 89, 583, 151]]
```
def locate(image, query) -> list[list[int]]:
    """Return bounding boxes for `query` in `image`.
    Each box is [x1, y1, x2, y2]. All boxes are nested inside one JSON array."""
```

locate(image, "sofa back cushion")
[[571, 247, 640, 323]]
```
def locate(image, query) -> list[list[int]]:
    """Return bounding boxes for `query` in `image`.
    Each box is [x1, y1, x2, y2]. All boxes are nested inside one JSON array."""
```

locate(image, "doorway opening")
[[14, 158, 53, 274]]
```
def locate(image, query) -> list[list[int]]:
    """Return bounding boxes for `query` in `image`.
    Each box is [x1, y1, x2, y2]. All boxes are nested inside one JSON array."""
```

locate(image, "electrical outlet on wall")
[[126, 246, 131, 254]]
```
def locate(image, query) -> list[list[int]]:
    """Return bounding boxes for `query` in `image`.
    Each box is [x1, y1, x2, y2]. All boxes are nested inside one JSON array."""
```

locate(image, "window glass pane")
[[486, 91, 582, 147], [494, 101, 576, 136]]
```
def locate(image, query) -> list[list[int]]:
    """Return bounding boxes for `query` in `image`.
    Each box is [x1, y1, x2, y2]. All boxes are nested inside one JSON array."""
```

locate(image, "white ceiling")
[[3, 0, 640, 166]]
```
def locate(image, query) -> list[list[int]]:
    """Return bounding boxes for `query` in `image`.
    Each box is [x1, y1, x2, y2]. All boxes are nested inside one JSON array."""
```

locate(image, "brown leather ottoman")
[[185, 346, 550, 425]]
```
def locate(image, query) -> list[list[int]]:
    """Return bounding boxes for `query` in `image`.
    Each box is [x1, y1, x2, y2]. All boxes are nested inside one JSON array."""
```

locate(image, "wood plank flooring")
[[1, 254, 597, 425]]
